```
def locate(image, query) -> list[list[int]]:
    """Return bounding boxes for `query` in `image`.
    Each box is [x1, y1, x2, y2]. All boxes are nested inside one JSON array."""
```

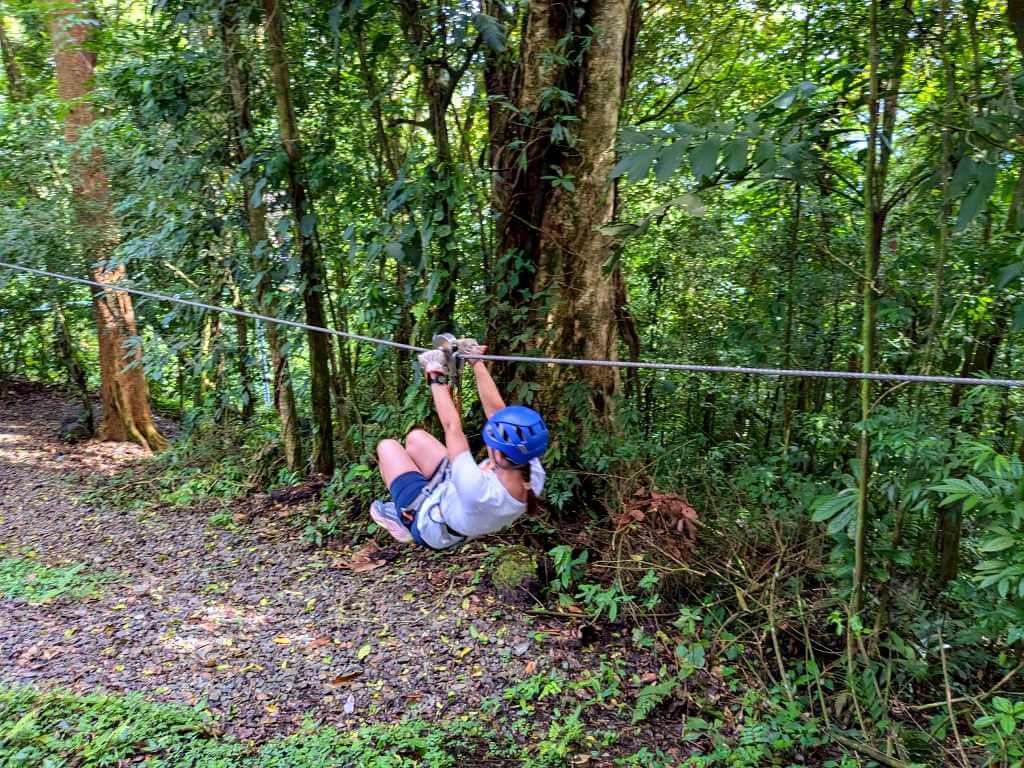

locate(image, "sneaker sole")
[[371, 505, 413, 543]]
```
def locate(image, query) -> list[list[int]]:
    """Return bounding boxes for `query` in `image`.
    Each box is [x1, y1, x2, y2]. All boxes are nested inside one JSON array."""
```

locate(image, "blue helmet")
[[482, 405, 549, 464]]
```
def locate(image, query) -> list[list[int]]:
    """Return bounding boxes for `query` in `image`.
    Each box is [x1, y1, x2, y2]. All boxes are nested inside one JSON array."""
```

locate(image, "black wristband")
[[428, 373, 450, 386]]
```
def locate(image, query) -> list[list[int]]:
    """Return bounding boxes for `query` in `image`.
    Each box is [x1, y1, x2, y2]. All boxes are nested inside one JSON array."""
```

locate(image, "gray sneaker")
[[370, 500, 412, 544]]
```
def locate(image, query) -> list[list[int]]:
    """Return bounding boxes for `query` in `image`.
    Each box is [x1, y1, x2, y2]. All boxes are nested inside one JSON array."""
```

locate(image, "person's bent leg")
[[376, 438, 420, 487], [404, 428, 446, 478]]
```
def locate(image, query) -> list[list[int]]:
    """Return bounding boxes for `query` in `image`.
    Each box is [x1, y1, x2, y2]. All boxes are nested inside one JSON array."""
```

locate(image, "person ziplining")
[[370, 336, 549, 550]]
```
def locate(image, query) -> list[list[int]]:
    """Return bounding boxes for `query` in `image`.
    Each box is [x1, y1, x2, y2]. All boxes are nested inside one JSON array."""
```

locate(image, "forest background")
[[1, 0, 1024, 764]]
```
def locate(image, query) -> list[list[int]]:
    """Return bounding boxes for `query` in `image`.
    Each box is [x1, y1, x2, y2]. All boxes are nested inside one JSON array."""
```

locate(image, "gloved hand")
[[418, 349, 448, 376], [457, 338, 486, 357]]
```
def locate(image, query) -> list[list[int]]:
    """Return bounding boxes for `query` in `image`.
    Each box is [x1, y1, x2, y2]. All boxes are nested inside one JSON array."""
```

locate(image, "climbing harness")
[[399, 457, 469, 550], [2, 261, 1023, 390]]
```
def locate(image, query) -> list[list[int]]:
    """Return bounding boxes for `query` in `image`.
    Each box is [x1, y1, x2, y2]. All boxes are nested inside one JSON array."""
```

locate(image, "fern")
[[631, 674, 678, 724]]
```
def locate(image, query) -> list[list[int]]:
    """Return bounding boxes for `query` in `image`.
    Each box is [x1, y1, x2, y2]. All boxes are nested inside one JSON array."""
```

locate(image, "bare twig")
[[939, 624, 971, 768]]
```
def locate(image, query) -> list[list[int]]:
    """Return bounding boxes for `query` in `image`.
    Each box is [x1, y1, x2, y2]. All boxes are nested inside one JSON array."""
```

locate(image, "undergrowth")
[[0, 685, 683, 767], [83, 416, 291, 513]]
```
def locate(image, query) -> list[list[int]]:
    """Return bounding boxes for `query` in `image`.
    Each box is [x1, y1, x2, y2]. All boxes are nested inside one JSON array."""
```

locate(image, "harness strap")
[[399, 457, 450, 520], [399, 457, 470, 549]]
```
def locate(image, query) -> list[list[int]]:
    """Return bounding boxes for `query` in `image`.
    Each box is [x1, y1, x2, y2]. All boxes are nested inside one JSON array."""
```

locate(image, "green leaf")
[[473, 13, 507, 52], [250, 178, 267, 208], [827, 506, 855, 537], [949, 156, 975, 198], [357, 643, 373, 661], [613, 146, 657, 181], [690, 643, 706, 669], [627, 146, 658, 182], [300, 213, 317, 238], [690, 136, 721, 181], [772, 87, 798, 110], [812, 490, 854, 522], [1013, 302, 1024, 332], [754, 138, 775, 166], [724, 138, 748, 173], [654, 140, 688, 183], [979, 535, 1017, 552], [955, 162, 996, 232], [998, 261, 1024, 289]]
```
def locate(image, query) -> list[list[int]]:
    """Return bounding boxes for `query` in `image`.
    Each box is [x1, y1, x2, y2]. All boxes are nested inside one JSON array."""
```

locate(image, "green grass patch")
[[0, 685, 678, 768], [0, 557, 109, 603]]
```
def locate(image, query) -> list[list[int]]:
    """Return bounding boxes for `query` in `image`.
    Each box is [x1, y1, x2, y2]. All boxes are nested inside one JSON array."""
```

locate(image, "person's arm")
[[428, 374, 471, 461], [459, 341, 506, 418]]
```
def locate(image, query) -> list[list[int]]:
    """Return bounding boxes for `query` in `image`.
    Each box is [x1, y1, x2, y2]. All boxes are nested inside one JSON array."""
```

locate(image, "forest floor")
[[0, 383, 678, 765]]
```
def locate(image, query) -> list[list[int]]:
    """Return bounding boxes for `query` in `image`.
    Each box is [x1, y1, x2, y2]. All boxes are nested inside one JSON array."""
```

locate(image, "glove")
[[418, 349, 447, 376], [457, 338, 486, 357]]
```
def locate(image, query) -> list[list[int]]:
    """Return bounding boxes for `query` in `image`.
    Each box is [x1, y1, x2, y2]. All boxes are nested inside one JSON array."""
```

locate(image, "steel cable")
[[2, 261, 1022, 389]]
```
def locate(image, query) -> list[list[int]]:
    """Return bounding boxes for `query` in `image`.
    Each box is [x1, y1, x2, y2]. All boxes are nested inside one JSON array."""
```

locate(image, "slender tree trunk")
[[229, 279, 255, 421], [262, 0, 334, 475], [196, 279, 224, 407], [781, 185, 802, 447], [852, 0, 911, 618], [49, 0, 166, 451], [397, 0, 461, 329], [0, 10, 23, 101], [220, 4, 304, 471]]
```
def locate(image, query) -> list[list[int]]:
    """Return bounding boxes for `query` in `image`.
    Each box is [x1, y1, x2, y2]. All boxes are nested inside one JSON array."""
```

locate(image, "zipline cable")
[[0, 261, 429, 353], [459, 352, 1024, 388], [2, 260, 1022, 389]]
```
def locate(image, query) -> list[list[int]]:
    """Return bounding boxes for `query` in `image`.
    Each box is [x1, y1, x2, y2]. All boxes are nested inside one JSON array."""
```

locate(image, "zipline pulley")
[[432, 332, 465, 406]]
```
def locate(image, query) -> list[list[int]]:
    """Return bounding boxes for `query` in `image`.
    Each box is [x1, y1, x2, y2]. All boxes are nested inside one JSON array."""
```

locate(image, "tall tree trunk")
[[0, 10, 23, 101], [486, 0, 641, 417], [49, 0, 166, 452], [261, 0, 334, 475], [220, 5, 304, 470]]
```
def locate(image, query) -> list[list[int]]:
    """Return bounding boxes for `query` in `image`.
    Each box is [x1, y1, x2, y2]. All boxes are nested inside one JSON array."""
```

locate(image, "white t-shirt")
[[413, 451, 545, 550]]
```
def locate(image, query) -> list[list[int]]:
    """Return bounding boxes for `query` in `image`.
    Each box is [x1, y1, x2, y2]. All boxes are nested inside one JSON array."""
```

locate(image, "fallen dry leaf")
[[334, 541, 387, 573], [329, 671, 362, 686]]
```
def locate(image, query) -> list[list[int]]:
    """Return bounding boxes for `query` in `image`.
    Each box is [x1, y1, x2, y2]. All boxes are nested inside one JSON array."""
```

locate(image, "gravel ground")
[[0, 384, 562, 742]]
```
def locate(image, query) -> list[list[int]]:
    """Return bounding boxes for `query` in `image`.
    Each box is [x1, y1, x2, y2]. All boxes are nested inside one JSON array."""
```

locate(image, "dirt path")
[[0, 386, 553, 741]]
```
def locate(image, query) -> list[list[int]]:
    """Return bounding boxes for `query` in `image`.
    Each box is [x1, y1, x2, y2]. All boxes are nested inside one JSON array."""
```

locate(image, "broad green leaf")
[[827, 506, 855, 537], [812, 489, 855, 522], [955, 162, 996, 232], [627, 146, 659, 181], [997, 261, 1024, 289], [654, 140, 688, 183], [754, 138, 775, 166], [724, 138, 748, 173], [772, 87, 798, 110], [690, 136, 720, 181], [979, 535, 1017, 552], [357, 643, 373, 660], [949, 156, 975, 198]]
